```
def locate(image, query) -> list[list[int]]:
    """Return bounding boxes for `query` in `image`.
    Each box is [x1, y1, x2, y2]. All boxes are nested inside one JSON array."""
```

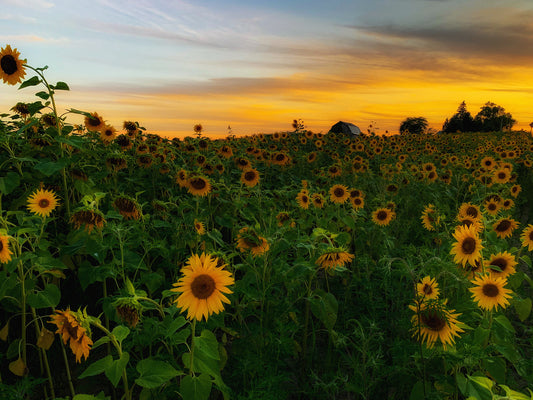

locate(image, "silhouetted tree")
[[399, 117, 428, 134], [442, 101, 475, 133], [474, 102, 515, 132]]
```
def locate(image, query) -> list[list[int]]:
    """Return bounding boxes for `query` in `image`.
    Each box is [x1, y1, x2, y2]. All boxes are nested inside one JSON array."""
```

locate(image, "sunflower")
[[271, 152, 291, 166], [328, 165, 342, 178], [510, 184, 521, 198], [194, 219, 205, 235], [483, 198, 501, 216], [11, 102, 30, 117], [311, 193, 325, 209], [480, 156, 496, 170], [350, 197, 365, 210], [100, 125, 117, 143], [450, 224, 483, 267], [501, 198, 514, 210], [372, 208, 395, 226], [307, 152, 317, 163], [457, 203, 482, 221], [175, 169, 189, 188], [315, 248, 354, 271], [492, 217, 518, 239], [416, 276, 439, 300], [241, 168, 260, 188], [70, 209, 106, 234], [0, 234, 13, 264], [410, 299, 463, 350], [171, 253, 234, 321], [187, 175, 212, 197], [106, 155, 127, 172], [456, 215, 483, 235], [112, 196, 141, 220], [27, 188, 59, 218], [329, 184, 349, 204], [492, 168, 510, 184], [0, 45, 26, 85], [236, 227, 269, 257], [485, 251, 517, 279], [421, 204, 439, 231], [469, 274, 512, 311], [296, 190, 310, 210], [84, 112, 105, 132], [521, 224, 533, 251], [276, 211, 291, 227], [49, 309, 93, 363]]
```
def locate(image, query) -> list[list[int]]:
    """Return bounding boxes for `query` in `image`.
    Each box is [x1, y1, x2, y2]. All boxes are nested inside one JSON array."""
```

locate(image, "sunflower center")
[[334, 188, 345, 197], [489, 257, 507, 272], [276, 154, 285, 161], [466, 206, 478, 218], [488, 203, 497, 211], [377, 210, 388, 220], [191, 274, 216, 299], [38, 198, 50, 209], [66, 324, 79, 340], [1, 55, 17, 75], [353, 198, 362, 205], [421, 311, 446, 331], [423, 284, 433, 295], [190, 178, 206, 190], [88, 117, 101, 127], [482, 283, 499, 297], [496, 220, 511, 232], [244, 171, 256, 181], [498, 172, 506, 179], [0, 240, 3, 251], [461, 237, 477, 254]]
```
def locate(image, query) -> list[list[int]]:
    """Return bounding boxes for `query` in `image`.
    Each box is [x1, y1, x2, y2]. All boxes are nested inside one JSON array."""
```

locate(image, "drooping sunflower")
[[372, 208, 395, 226], [329, 184, 350, 204], [187, 175, 212, 197], [315, 248, 354, 271], [241, 168, 260, 188], [84, 112, 105, 132], [27, 188, 59, 218], [106, 155, 128, 172], [485, 251, 517, 279], [70, 209, 106, 234], [112, 196, 141, 220], [194, 219, 206, 235], [0, 45, 26, 85], [0, 234, 13, 264], [410, 299, 463, 350], [171, 253, 234, 321], [296, 190, 310, 210], [11, 102, 30, 117], [311, 193, 325, 209], [521, 224, 533, 251], [450, 224, 483, 267], [236, 227, 269, 257], [416, 276, 440, 300], [49, 309, 93, 363], [469, 274, 512, 311], [492, 217, 518, 239], [421, 204, 439, 231], [175, 169, 189, 188]]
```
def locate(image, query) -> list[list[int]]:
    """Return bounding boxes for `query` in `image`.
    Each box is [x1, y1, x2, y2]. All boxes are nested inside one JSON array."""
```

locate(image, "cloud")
[[0, 34, 68, 44], [3, 0, 54, 8]]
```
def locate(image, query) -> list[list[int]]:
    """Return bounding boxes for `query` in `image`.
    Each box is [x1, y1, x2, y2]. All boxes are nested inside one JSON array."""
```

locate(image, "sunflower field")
[[1, 45, 533, 400]]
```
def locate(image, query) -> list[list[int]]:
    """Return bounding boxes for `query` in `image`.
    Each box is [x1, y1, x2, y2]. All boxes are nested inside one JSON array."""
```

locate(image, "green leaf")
[[193, 330, 220, 361], [180, 374, 212, 400], [163, 315, 187, 338], [111, 325, 130, 343], [309, 289, 338, 331], [26, 284, 61, 309], [0, 172, 20, 195], [494, 314, 515, 333], [34, 158, 70, 177], [91, 336, 111, 350], [135, 358, 180, 389], [67, 108, 92, 117], [19, 76, 41, 89], [482, 357, 506, 383], [35, 91, 50, 100], [513, 297, 532, 322], [499, 385, 532, 400], [105, 352, 130, 387], [465, 375, 494, 400], [72, 394, 111, 400], [54, 81, 70, 90], [79, 356, 113, 379]]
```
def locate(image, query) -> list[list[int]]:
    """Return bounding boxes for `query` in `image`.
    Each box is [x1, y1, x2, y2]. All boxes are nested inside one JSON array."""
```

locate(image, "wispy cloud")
[[0, 34, 68, 44], [3, 0, 54, 8]]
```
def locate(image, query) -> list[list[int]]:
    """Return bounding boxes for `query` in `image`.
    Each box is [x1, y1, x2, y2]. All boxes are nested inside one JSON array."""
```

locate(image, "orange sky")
[[2, 0, 533, 138]]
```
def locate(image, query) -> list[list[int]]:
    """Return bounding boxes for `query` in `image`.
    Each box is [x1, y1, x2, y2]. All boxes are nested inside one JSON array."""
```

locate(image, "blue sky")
[[2, 0, 533, 136]]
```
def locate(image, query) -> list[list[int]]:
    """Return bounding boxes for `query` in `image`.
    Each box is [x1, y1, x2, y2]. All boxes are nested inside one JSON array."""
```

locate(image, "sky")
[[1, 0, 533, 138]]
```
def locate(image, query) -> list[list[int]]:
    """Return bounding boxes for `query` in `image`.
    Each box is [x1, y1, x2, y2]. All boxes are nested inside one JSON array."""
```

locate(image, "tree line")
[[399, 101, 519, 134]]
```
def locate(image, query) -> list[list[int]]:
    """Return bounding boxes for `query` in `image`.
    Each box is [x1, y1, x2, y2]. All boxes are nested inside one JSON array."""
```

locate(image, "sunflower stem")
[[17, 260, 27, 367], [59, 338, 76, 397], [189, 319, 197, 375], [31, 307, 55, 398]]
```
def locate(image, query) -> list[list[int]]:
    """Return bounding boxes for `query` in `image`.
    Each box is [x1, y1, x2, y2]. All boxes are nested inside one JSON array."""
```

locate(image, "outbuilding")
[[329, 121, 362, 136]]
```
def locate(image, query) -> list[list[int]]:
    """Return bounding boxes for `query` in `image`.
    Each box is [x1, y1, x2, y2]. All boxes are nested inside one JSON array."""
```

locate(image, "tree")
[[442, 101, 475, 133], [399, 117, 428, 135], [474, 102, 515, 132]]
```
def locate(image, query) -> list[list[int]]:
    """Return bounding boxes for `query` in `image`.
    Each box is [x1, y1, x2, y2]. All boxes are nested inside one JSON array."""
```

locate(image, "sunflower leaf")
[[26, 284, 61, 309], [0, 172, 20, 195], [135, 358, 181, 389], [79, 355, 113, 379], [105, 352, 130, 387], [179, 373, 212, 400], [18, 76, 41, 89], [54, 81, 70, 90], [512, 297, 532, 322]]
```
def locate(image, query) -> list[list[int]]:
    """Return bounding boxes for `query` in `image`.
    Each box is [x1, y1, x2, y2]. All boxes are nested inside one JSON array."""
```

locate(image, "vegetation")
[[1, 45, 533, 400]]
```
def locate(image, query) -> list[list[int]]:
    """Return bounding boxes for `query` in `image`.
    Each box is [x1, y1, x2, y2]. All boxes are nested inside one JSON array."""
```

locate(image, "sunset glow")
[[2, 0, 533, 137]]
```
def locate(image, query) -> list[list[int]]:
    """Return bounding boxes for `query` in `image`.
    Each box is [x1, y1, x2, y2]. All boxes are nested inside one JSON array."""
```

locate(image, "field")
[[1, 46, 533, 400]]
